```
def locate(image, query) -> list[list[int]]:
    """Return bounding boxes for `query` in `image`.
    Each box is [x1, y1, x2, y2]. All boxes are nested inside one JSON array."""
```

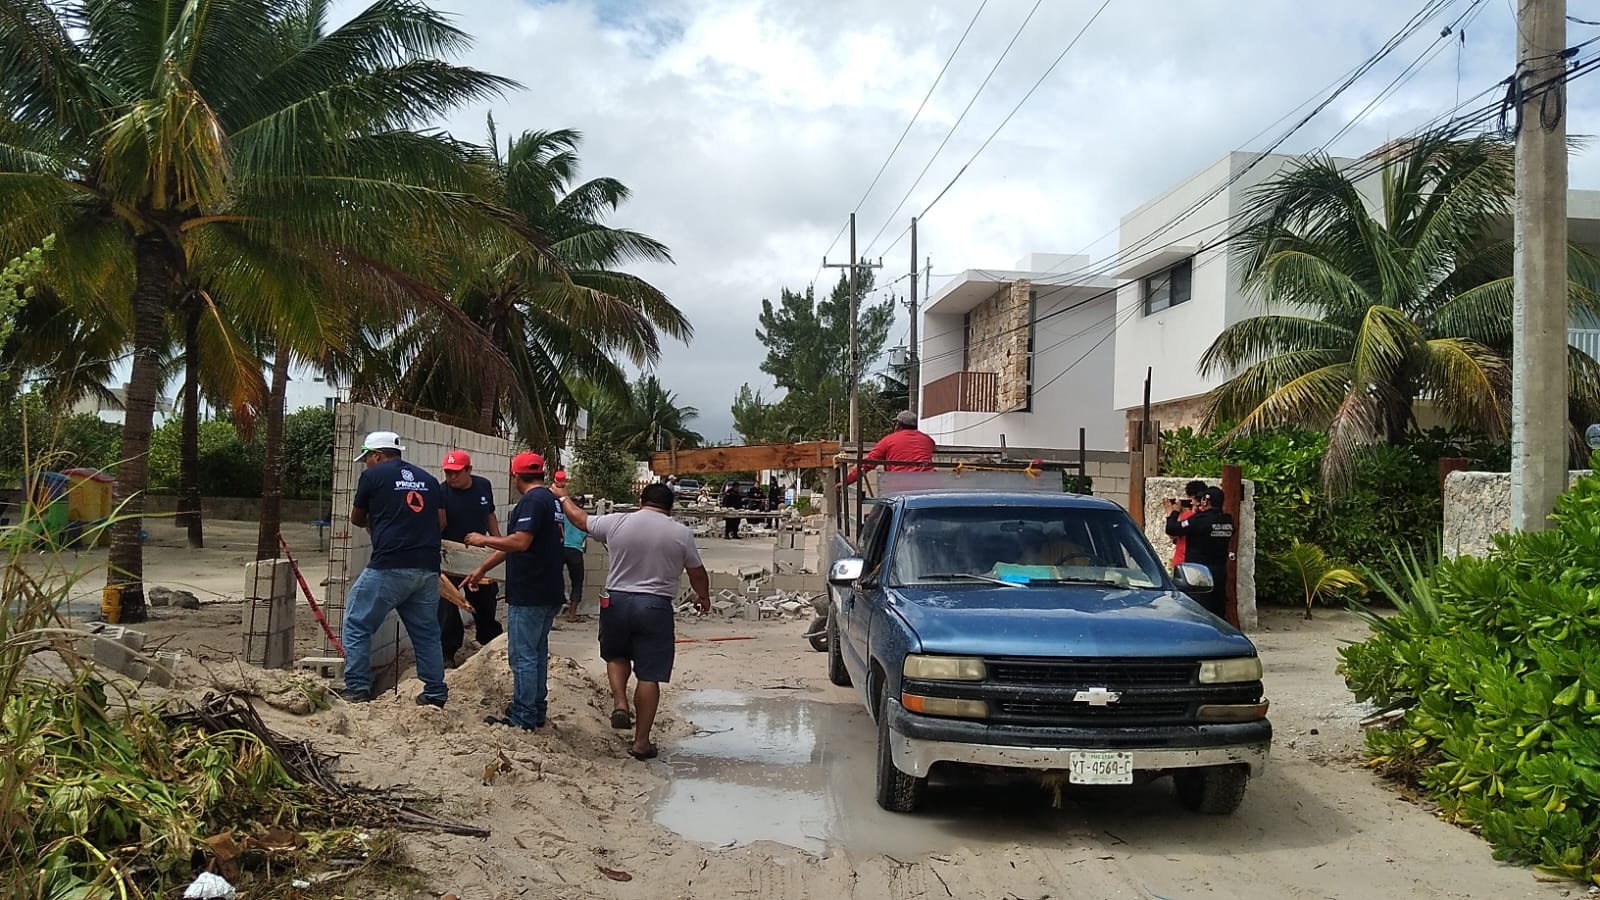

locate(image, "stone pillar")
[[242, 559, 295, 668]]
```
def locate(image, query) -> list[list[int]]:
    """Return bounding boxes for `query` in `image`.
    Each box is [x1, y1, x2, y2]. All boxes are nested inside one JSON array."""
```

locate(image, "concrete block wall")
[[1142, 476, 1257, 631], [326, 403, 514, 683], [1443, 470, 1591, 558]]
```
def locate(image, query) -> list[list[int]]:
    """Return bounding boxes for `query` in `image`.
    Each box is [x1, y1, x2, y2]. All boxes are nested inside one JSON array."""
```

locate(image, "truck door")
[[844, 501, 892, 677]]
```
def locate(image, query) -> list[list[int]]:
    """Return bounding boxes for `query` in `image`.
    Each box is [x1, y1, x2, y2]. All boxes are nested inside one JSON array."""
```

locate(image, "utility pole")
[[822, 214, 883, 448], [1511, 0, 1569, 531], [908, 216, 920, 416]]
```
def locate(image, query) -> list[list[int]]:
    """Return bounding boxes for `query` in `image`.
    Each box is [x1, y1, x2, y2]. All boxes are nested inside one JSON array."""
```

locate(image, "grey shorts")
[[598, 590, 676, 682]]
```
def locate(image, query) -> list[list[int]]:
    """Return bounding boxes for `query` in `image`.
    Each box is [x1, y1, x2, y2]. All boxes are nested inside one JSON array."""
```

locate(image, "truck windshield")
[[888, 505, 1168, 590]]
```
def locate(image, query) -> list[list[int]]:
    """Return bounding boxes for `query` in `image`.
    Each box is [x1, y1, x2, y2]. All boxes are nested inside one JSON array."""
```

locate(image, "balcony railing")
[[1572, 329, 1600, 360], [922, 370, 999, 418]]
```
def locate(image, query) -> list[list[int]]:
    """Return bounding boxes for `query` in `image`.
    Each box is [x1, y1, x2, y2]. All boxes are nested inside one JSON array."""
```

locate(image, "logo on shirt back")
[[405, 491, 425, 513], [402, 468, 415, 481]]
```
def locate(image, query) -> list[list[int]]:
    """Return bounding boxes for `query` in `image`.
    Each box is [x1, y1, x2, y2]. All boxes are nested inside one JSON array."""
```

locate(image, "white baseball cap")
[[355, 430, 404, 461]]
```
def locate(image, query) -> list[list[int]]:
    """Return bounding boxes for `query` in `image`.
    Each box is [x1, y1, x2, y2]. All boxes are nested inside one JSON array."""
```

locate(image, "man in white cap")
[[340, 431, 449, 707]]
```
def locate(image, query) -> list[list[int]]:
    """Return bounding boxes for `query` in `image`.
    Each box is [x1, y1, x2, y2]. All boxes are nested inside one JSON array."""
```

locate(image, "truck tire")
[[876, 692, 926, 813], [826, 606, 851, 686], [1173, 765, 1250, 815]]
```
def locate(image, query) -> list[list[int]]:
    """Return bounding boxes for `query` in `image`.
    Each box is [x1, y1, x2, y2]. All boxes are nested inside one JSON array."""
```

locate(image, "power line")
[[891, 0, 1115, 248], [857, 0, 1048, 256], [849, 1, 990, 221]]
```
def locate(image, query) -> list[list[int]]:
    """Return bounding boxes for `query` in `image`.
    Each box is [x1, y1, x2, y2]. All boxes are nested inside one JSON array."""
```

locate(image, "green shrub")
[[148, 417, 264, 498], [1160, 425, 1506, 605], [0, 393, 123, 482], [1338, 458, 1600, 883]]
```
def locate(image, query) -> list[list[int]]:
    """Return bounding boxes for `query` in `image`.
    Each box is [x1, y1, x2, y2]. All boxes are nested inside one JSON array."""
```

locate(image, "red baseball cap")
[[441, 450, 471, 471], [511, 451, 545, 476]]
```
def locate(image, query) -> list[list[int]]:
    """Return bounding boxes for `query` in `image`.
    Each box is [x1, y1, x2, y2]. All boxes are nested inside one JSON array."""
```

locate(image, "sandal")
[[610, 709, 635, 730], [627, 743, 659, 761]]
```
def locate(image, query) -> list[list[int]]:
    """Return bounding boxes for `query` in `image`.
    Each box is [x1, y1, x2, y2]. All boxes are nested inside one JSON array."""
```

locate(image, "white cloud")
[[325, 0, 1600, 442]]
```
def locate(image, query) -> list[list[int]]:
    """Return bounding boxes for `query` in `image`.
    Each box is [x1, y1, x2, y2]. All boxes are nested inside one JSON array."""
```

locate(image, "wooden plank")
[[650, 441, 842, 475], [440, 539, 504, 581]]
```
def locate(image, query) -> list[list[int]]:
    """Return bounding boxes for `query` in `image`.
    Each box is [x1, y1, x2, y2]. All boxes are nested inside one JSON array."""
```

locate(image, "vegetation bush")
[[1338, 458, 1600, 883], [1161, 425, 1507, 606], [572, 438, 636, 501], [144, 407, 334, 500], [0, 392, 123, 482]]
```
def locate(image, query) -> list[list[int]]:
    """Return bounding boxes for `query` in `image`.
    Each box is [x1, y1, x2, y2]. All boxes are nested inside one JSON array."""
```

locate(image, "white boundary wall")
[[326, 403, 514, 682]]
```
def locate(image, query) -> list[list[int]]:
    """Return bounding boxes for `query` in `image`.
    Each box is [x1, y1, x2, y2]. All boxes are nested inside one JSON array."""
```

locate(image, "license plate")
[[1068, 751, 1134, 785]]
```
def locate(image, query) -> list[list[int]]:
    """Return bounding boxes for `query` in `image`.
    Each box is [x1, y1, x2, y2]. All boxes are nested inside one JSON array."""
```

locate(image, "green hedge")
[[0, 392, 122, 482], [1338, 458, 1600, 883], [146, 407, 334, 499], [1160, 426, 1508, 606]]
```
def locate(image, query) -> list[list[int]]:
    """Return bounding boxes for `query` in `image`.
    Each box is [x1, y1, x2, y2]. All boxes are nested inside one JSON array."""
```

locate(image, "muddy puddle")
[[650, 689, 1094, 856]]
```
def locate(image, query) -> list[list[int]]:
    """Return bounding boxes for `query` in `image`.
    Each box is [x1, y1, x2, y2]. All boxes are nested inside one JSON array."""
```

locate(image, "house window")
[[1143, 259, 1193, 315]]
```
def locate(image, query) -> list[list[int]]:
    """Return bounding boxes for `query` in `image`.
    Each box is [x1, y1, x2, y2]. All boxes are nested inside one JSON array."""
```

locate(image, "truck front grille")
[[992, 698, 1191, 724], [986, 658, 1197, 689]]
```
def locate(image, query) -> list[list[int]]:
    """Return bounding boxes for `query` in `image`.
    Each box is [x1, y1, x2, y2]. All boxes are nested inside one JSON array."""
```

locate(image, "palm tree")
[[377, 124, 692, 449], [1, 0, 519, 620], [592, 373, 704, 458], [1200, 131, 1600, 488]]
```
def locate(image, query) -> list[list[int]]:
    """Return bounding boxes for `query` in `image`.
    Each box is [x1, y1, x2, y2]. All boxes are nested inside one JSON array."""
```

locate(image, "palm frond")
[[1198, 314, 1351, 376]]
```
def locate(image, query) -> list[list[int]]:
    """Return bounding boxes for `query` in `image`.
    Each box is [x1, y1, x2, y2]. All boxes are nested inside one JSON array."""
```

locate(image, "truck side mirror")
[[1173, 563, 1214, 594], [829, 557, 866, 586]]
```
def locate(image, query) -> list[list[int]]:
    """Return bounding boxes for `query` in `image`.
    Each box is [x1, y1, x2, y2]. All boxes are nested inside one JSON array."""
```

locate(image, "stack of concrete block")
[[93, 625, 148, 681], [242, 559, 296, 669]]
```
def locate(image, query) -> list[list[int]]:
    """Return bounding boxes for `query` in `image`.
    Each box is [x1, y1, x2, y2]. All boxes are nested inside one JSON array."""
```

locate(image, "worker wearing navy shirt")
[[464, 452, 565, 730], [340, 431, 449, 707], [438, 449, 502, 665]]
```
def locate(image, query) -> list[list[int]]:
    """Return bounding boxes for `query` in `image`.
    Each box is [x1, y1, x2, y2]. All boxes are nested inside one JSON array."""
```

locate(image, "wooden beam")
[[650, 441, 842, 475]]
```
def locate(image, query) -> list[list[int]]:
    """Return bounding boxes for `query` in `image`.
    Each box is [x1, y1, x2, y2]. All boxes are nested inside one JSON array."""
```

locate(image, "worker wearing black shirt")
[[1165, 487, 1235, 619]]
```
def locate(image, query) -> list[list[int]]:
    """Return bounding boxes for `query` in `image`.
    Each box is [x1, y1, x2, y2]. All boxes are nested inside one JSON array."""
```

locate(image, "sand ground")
[[26, 518, 1573, 900]]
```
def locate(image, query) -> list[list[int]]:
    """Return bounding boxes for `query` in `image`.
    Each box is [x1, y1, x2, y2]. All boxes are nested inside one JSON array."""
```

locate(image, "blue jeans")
[[342, 566, 448, 702], [506, 604, 561, 728]]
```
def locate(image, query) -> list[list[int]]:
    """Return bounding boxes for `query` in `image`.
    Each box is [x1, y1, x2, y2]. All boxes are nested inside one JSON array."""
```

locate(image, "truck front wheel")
[[1173, 765, 1250, 815], [875, 692, 926, 813]]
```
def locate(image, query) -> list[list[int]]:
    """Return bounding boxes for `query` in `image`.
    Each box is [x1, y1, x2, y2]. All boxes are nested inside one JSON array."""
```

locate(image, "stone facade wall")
[[1126, 395, 1211, 446], [965, 280, 1031, 412], [1142, 476, 1257, 631], [1443, 470, 1590, 558]]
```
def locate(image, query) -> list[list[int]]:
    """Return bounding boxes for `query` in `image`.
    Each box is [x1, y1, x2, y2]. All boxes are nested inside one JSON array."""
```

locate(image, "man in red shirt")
[[846, 410, 936, 486], [1166, 480, 1209, 568]]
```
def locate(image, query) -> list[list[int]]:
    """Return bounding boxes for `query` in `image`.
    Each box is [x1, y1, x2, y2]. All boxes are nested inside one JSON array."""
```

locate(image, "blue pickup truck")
[[824, 480, 1270, 814]]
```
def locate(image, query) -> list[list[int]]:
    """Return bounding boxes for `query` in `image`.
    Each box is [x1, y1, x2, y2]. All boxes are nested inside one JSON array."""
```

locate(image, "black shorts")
[[598, 590, 676, 682]]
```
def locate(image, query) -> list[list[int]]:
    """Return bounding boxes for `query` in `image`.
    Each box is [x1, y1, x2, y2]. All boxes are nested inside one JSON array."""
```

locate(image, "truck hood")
[[887, 585, 1256, 659]]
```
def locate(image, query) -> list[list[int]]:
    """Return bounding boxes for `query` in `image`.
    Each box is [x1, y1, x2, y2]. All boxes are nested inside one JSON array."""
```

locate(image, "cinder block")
[[243, 630, 295, 669], [296, 656, 345, 681], [244, 559, 293, 601]]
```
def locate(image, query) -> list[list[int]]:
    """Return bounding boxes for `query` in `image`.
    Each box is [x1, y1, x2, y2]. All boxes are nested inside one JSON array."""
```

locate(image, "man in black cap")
[[1164, 487, 1235, 619]]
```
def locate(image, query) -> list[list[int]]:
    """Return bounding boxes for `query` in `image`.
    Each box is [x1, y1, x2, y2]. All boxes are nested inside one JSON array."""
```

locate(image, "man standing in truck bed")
[[845, 410, 936, 486]]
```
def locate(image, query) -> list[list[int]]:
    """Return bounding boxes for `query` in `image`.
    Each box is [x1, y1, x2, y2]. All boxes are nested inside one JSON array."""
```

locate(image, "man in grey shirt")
[[553, 482, 710, 760]]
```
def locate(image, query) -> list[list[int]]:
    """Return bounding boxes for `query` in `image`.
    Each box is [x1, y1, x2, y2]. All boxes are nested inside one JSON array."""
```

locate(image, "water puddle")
[[650, 689, 1079, 856]]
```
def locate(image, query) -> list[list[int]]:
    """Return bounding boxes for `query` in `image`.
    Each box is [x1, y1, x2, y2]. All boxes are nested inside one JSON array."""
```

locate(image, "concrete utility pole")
[[1510, 0, 1569, 531], [908, 216, 920, 416], [822, 215, 882, 449]]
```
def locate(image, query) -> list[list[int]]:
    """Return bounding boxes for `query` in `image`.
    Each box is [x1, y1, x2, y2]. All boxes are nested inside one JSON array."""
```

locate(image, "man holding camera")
[[1164, 486, 1235, 620]]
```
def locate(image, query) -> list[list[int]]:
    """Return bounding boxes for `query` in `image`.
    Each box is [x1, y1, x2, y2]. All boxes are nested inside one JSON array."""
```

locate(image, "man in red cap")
[[438, 450, 502, 665], [463, 452, 565, 730]]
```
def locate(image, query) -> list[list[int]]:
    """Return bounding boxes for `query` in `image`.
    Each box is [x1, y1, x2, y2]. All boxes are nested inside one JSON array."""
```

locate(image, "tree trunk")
[[255, 340, 290, 561], [176, 300, 204, 548], [106, 233, 174, 624]]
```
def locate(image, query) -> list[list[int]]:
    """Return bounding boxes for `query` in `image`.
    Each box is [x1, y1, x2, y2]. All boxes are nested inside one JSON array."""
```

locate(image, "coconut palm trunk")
[[107, 233, 175, 624], [255, 344, 290, 561], [177, 300, 204, 548]]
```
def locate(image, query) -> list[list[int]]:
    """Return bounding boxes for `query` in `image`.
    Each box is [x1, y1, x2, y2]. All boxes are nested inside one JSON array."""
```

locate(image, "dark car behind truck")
[[825, 487, 1270, 814]]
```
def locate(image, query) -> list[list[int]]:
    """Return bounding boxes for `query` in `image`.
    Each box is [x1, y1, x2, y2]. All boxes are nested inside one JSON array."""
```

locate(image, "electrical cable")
[[855, 0, 1048, 257]]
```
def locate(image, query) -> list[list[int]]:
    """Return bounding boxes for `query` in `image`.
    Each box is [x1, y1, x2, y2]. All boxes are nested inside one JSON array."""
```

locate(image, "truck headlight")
[[1198, 656, 1262, 683], [902, 655, 987, 681], [900, 693, 989, 719]]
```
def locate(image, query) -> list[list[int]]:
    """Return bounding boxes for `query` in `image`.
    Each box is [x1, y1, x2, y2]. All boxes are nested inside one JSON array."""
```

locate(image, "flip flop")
[[610, 709, 635, 730], [627, 743, 658, 761]]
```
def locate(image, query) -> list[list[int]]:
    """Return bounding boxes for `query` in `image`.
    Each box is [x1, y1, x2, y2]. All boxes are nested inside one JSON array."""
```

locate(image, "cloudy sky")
[[320, 0, 1600, 441]]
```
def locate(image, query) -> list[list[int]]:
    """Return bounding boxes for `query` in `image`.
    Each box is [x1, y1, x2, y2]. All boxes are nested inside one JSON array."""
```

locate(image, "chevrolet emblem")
[[1073, 687, 1122, 706]]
